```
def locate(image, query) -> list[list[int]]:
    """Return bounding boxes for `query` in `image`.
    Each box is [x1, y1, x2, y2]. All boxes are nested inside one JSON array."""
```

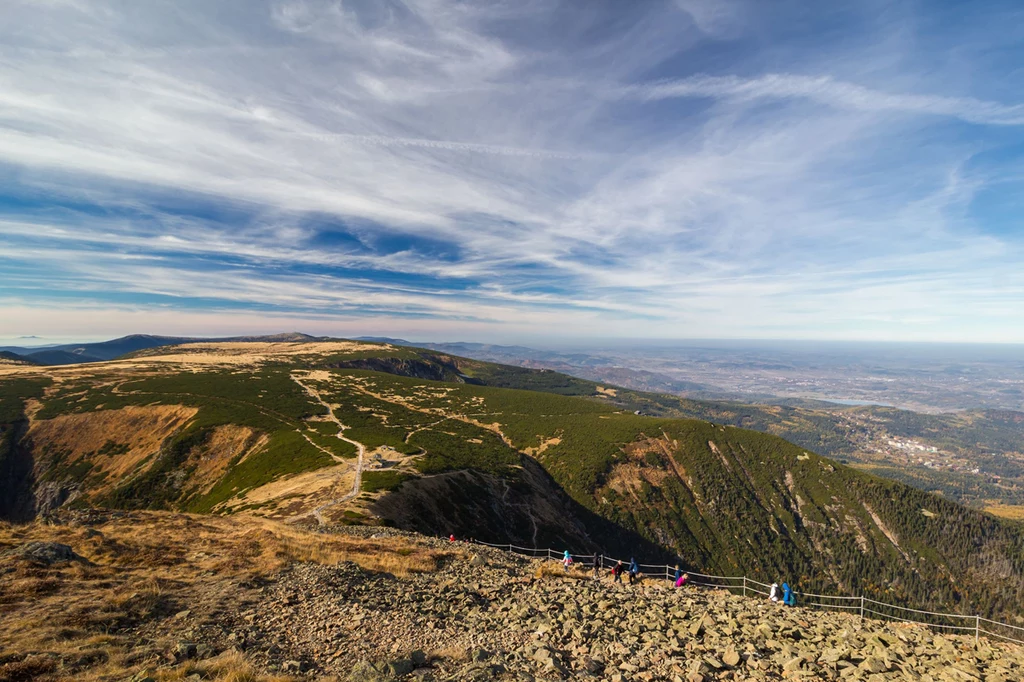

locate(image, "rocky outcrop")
[[325, 354, 468, 383], [11, 541, 85, 565], [0, 419, 36, 522], [370, 456, 671, 562]]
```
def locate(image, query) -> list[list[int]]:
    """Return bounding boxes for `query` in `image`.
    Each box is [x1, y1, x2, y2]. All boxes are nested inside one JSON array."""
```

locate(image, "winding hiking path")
[[291, 373, 367, 525]]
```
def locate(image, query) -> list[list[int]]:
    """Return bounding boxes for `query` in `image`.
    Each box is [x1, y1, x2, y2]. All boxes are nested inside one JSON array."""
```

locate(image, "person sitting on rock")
[[612, 560, 624, 583], [675, 572, 689, 588], [769, 582, 779, 602], [562, 550, 573, 572]]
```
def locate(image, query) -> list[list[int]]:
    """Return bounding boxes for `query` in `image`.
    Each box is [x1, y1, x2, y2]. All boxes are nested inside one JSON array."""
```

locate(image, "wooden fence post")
[[860, 596, 865, 619], [976, 615, 980, 645], [743, 576, 747, 598]]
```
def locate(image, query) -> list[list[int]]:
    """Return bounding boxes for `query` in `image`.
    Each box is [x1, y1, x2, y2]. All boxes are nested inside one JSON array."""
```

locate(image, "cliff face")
[[326, 354, 470, 383], [369, 455, 671, 562], [0, 419, 37, 521], [0, 378, 49, 521]]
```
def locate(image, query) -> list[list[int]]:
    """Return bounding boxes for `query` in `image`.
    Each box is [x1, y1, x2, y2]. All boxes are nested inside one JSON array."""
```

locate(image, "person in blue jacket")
[[782, 582, 795, 606], [628, 557, 640, 584]]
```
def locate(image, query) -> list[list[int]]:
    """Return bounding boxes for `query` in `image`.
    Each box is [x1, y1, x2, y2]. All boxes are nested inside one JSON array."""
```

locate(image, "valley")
[[359, 340, 1024, 512], [4, 338, 1024, 627]]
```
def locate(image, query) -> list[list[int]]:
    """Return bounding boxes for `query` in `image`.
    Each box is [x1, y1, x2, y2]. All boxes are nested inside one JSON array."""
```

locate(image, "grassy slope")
[[27, 366, 339, 513], [315, 368, 1024, 615], [452, 351, 1024, 506], [4, 346, 1024, 617]]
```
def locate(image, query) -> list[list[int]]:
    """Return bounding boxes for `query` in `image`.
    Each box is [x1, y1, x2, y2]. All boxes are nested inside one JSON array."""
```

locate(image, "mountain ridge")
[[0, 332, 324, 365], [3, 338, 1024, 621]]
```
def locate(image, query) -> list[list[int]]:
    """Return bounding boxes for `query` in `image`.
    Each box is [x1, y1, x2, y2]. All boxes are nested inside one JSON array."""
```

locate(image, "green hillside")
[[2, 341, 1024, 621]]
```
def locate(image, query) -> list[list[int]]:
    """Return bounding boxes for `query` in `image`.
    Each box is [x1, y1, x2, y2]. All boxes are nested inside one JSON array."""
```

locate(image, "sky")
[[2, 0, 1024, 344]]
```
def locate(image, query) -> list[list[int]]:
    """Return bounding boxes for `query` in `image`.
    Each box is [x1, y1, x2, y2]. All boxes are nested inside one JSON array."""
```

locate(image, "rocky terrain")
[[2, 510, 1022, 682], [225, 547, 1024, 681]]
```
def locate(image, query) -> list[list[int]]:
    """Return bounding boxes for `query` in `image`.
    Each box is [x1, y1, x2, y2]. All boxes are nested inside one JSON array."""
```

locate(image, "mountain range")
[[0, 332, 323, 365], [3, 336, 1024, 622]]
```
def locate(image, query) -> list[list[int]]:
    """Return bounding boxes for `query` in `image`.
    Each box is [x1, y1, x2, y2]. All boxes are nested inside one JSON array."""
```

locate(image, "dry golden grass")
[[984, 504, 1024, 520], [533, 561, 593, 581], [227, 516, 445, 577], [156, 650, 299, 682], [25, 405, 199, 497], [0, 511, 450, 682]]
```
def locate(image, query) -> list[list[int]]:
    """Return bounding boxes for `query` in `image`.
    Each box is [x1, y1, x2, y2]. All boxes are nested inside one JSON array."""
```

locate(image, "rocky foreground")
[[159, 530, 1022, 682], [2, 513, 1023, 682]]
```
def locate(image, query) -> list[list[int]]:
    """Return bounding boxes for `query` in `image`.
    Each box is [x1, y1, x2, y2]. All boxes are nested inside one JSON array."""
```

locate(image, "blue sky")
[[2, 0, 1023, 343]]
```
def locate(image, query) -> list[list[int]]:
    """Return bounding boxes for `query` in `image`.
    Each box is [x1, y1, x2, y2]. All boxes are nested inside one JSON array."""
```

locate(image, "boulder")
[[388, 657, 415, 676], [347, 660, 388, 682], [14, 541, 82, 565], [859, 655, 889, 673]]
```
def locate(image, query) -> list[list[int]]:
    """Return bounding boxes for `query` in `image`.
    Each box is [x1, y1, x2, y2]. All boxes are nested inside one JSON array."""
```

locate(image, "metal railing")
[[470, 540, 1023, 646]]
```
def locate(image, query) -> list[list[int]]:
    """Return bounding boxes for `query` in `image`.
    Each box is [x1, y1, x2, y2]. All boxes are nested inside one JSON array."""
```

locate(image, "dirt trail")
[[290, 374, 367, 525], [347, 383, 516, 449]]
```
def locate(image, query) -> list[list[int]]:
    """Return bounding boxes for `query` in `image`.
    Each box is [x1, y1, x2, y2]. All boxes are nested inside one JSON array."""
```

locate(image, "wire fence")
[[471, 540, 1024, 646]]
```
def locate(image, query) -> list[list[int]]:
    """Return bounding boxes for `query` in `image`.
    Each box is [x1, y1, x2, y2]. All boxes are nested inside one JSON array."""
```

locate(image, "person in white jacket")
[[769, 583, 779, 602]]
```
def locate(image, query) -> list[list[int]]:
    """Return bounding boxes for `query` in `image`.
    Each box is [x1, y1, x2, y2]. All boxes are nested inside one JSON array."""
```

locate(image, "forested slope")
[[2, 340, 1023, 620]]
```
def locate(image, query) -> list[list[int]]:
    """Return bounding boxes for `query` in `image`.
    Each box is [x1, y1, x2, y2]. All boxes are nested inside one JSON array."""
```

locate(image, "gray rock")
[[15, 541, 82, 565], [174, 642, 197, 660], [388, 657, 415, 676], [859, 655, 889, 673], [347, 660, 388, 682]]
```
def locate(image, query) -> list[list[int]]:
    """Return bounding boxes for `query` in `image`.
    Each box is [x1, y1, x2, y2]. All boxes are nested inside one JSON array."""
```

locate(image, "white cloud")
[[1, 0, 1023, 341], [630, 73, 1024, 126]]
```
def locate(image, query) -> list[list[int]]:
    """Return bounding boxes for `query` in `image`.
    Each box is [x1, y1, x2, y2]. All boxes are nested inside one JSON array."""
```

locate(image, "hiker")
[[675, 571, 689, 588], [628, 557, 639, 585], [612, 560, 624, 583], [769, 582, 779, 602], [785, 585, 797, 607], [562, 550, 573, 572], [448, 534, 455, 543], [674, 565, 682, 583], [593, 553, 604, 579], [781, 582, 792, 606]]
